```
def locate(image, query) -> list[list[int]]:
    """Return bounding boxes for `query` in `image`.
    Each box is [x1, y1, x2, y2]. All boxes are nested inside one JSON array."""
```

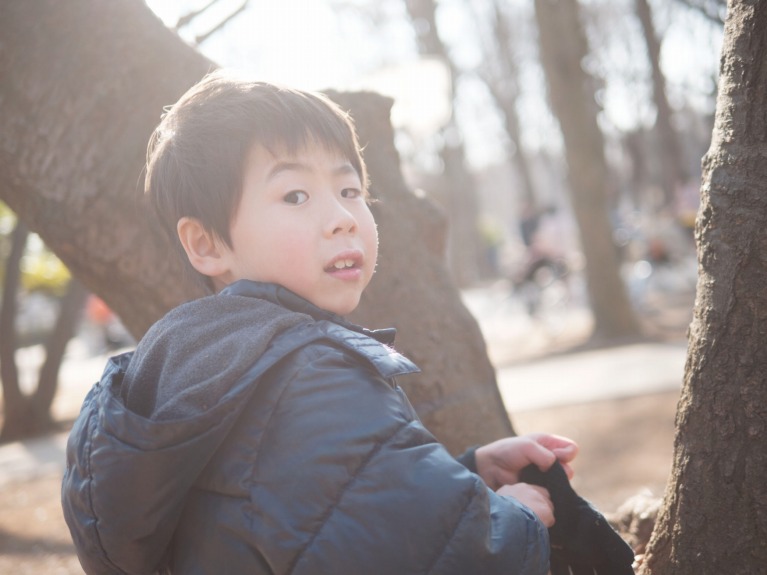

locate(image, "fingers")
[[498, 483, 555, 528], [475, 437, 543, 488], [475, 433, 580, 488], [525, 433, 579, 478], [527, 433, 579, 462]]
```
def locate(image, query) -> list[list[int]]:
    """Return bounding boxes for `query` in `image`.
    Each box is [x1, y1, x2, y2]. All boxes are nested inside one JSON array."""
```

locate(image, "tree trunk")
[[0, 221, 27, 409], [635, 0, 689, 209], [484, 80, 538, 208], [641, 3, 767, 573], [534, 0, 641, 340], [35, 279, 89, 422], [0, 0, 513, 451], [333, 90, 515, 450], [404, 0, 484, 287], [0, 216, 89, 440], [482, 0, 539, 208], [0, 1, 210, 337], [0, 277, 88, 442]]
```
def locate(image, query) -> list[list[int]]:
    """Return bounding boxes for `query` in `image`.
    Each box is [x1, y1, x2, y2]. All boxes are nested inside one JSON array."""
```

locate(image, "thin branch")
[[174, 0, 221, 31], [194, 0, 250, 45], [673, 0, 726, 25]]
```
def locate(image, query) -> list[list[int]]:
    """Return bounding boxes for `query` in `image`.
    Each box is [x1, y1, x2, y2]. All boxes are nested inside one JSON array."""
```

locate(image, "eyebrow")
[[266, 160, 359, 181]]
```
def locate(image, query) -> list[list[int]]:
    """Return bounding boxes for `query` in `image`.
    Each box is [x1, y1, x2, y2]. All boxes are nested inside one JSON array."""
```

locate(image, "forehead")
[[245, 139, 358, 178]]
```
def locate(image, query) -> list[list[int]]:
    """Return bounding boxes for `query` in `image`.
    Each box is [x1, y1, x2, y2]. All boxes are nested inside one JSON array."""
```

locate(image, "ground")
[[0, 277, 692, 573]]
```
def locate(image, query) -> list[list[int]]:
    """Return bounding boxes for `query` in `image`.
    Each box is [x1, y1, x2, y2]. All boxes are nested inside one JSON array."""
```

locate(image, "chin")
[[329, 298, 361, 317], [331, 305, 357, 317]]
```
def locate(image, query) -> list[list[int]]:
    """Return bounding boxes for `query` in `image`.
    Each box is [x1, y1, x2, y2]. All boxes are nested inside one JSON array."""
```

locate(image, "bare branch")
[[194, 0, 249, 45], [673, 0, 726, 25], [174, 0, 221, 30]]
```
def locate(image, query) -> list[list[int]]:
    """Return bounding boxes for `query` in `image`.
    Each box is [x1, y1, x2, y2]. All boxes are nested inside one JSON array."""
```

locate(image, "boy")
[[62, 71, 578, 574]]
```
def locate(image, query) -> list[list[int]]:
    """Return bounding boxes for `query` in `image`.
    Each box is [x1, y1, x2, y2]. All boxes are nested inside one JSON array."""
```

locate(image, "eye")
[[283, 190, 308, 205], [340, 188, 363, 199]]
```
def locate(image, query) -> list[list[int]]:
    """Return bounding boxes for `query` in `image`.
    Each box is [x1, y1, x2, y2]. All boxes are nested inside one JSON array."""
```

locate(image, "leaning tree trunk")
[[0, 1, 208, 333], [641, 2, 767, 573], [0, 0, 513, 452], [334, 90, 514, 450], [534, 0, 641, 340]]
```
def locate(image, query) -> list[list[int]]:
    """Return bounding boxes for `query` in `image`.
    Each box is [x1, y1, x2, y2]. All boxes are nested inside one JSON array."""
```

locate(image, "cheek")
[[278, 235, 312, 263]]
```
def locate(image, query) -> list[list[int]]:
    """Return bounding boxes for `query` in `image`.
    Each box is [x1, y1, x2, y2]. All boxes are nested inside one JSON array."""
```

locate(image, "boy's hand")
[[497, 483, 556, 528], [475, 433, 578, 491]]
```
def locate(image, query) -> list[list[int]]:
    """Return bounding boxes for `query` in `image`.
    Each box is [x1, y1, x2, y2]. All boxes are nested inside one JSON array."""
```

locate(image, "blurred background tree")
[[0, 203, 88, 440], [535, 0, 641, 340]]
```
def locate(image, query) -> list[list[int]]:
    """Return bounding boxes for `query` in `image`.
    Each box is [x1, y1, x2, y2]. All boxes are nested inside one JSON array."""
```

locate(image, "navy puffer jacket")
[[62, 281, 549, 575]]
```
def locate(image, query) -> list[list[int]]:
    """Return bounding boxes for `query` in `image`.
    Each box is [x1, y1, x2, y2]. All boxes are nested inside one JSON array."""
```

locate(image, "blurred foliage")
[[20, 235, 71, 296], [0, 202, 71, 296]]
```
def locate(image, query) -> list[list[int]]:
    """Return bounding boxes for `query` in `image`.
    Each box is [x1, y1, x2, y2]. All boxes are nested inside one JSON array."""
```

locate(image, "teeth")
[[333, 259, 355, 269]]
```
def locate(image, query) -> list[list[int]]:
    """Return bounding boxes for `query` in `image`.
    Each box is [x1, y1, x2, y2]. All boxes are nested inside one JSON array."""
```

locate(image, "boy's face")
[[216, 141, 378, 316]]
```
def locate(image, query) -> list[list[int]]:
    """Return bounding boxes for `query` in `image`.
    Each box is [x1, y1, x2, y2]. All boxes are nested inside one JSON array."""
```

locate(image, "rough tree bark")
[[0, 1, 209, 335], [0, 0, 513, 451], [641, 2, 767, 573], [534, 0, 641, 340]]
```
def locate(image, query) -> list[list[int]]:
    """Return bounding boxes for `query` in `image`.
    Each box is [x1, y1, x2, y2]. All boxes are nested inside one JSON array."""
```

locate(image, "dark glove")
[[519, 462, 635, 575]]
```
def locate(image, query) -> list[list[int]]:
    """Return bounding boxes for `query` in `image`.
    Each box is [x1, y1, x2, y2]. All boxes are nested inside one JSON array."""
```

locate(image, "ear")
[[177, 217, 231, 279]]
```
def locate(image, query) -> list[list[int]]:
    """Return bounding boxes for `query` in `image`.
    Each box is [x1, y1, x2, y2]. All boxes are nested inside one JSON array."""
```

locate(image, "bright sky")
[[145, 0, 419, 91], [148, 0, 354, 88], [145, 0, 457, 153]]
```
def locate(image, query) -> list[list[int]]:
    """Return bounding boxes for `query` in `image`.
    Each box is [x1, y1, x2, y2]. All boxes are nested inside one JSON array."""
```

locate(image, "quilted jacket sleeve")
[[189, 340, 550, 575]]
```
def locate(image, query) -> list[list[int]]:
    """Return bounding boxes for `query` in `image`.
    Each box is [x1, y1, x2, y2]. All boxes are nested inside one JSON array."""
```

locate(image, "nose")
[[325, 198, 357, 237]]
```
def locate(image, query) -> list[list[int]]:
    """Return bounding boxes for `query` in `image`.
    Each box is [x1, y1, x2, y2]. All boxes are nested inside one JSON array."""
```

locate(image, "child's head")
[[145, 71, 378, 315]]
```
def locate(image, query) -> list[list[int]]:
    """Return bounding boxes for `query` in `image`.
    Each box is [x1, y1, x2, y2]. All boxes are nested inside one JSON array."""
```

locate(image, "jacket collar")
[[219, 280, 397, 346]]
